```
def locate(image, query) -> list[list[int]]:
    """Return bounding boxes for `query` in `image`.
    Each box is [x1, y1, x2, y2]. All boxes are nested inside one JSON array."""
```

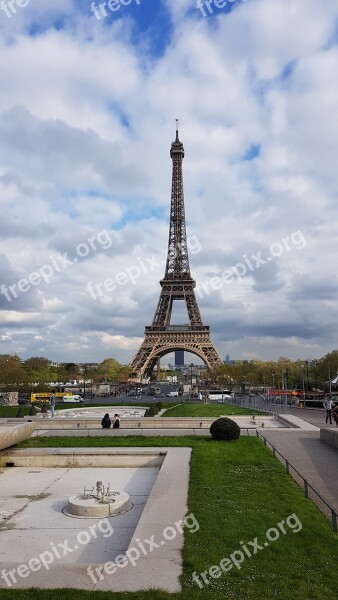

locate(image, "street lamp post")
[[328, 361, 332, 395], [313, 360, 317, 389], [189, 363, 194, 401], [83, 365, 92, 404], [305, 361, 309, 392]]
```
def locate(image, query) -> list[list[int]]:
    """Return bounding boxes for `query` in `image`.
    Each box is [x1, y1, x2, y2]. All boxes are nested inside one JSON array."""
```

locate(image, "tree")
[[96, 358, 122, 382], [0, 355, 27, 390], [117, 365, 132, 382], [23, 357, 51, 384], [23, 357, 49, 372], [64, 363, 81, 379]]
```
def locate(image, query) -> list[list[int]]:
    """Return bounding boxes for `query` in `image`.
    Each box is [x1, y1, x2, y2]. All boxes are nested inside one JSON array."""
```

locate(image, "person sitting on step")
[[113, 414, 120, 429], [101, 413, 111, 429]]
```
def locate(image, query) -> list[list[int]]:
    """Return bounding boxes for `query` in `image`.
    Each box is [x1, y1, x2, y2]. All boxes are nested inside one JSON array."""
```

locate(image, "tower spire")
[[166, 122, 188, 279]]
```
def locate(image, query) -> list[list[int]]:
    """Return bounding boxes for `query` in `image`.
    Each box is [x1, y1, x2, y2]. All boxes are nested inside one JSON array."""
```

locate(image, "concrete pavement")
[[289, 406, 338, 429], [260, 428, 338, 518]]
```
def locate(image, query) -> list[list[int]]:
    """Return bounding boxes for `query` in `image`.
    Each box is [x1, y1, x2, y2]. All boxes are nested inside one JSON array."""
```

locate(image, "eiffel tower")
[[130, 123, 222, 379]]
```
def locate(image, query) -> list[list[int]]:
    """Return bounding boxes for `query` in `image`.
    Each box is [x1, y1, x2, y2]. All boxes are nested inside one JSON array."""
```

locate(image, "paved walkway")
[[261, 428, 338, 517], [290, 406, 338, 429]]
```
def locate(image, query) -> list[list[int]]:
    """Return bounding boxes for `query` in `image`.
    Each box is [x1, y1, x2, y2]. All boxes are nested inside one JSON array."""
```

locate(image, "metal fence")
[[256, 430, 338, 533], [220, 394, 292, 415]]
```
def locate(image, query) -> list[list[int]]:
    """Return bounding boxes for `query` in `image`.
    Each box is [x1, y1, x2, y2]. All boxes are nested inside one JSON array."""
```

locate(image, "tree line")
[[215, 351, 338, 392], [0, 356, 132, 391], [1, 351, 338, 393]]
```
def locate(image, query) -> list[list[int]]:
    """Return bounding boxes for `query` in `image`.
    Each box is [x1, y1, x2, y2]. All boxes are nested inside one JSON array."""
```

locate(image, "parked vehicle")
[[207, 390, 232, 402], [31, 392, 72, 404], [166, 391, 179, 397], [60, 395, 84, 403], [149, 386, 162, 396]]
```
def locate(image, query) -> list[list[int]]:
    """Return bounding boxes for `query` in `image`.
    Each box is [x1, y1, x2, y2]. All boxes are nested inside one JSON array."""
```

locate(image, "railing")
[[223, 394, 291, 415], [146, 325, 210, 332], [256, 430, 338, 533]]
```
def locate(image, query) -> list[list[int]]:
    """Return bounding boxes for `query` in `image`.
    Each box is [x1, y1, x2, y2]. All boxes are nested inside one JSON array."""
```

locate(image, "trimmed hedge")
[[210, 417, 240, 441], [144, 402, 163, 417]]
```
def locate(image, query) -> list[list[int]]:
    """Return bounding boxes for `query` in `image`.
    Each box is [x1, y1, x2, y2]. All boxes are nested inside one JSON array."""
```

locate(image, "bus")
[[266, 390, 306, 406], [266, 390, 303, 399], [30, 392, 69, 404], [208, 390, 232, 402]]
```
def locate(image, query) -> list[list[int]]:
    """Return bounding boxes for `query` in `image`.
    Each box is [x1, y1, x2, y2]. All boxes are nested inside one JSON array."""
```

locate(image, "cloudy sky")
[[0, 0, 338, 365]]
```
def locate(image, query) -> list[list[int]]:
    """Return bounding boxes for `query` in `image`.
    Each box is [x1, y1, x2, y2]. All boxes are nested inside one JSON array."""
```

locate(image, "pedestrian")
[[113, 414, 120, 429], [101, 413, 111, 429], [323, 395, 334, 425], [332, 403, 338, 428], [50, 391, 56, 418]]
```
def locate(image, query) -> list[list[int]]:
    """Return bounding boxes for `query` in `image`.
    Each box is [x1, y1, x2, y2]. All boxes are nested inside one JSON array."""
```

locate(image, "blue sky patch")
[[244, 144, 261, 161]]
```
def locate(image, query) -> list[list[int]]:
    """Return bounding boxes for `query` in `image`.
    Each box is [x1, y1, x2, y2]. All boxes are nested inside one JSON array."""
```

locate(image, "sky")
[[0, 0, 338, 365]]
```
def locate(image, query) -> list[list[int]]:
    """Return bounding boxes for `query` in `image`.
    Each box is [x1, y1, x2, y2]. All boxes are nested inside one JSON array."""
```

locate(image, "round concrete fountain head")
[[66, 490, 130, 518]]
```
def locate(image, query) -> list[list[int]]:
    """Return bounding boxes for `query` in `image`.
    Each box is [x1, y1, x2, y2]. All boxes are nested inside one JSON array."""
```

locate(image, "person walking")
[[323, 395, 334, 425], [101, 413, 111, 429], [50, 392, 56, 418]]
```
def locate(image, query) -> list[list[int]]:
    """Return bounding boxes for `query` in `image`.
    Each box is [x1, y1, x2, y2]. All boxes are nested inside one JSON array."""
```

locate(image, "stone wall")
[[320, 427, 338, 449], [0, 392, 18, 406]]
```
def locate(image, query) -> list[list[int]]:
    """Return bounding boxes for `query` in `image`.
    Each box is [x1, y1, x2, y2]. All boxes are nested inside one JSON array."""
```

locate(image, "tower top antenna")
[[175, 119, 179, 140]]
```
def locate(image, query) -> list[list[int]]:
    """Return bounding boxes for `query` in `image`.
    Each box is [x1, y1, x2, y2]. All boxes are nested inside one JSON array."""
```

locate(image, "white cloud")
[[0, 0, 338, 363]]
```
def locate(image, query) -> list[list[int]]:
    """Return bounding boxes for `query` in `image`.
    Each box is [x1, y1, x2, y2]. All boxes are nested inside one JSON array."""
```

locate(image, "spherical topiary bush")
[[210, 417, 240, 441]]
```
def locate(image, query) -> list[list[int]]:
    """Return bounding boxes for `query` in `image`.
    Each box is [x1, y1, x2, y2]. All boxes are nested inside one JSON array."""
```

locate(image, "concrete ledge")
[[320, 427, 338, 449], [0, 422, 35, 451], [0, 447, 166, 468], [3, 415, 281, 430], [30, 427, 267, 438], [278, 414, 318, 431], [96, 447, 192, 592]]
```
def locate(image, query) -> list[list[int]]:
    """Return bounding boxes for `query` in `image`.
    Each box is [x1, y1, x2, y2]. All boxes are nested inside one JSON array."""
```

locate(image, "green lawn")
[[8, 435, 338, 600], [162, 403, 266, 417]]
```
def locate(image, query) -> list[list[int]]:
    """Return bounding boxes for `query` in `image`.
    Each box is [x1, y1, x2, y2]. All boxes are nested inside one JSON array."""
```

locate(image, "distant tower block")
[[130, 124, 222, 379], [175, 350, 185, 367]]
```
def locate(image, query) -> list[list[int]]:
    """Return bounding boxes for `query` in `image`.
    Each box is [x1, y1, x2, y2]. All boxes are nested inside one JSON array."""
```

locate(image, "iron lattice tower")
[[130, 124, 222, 378]]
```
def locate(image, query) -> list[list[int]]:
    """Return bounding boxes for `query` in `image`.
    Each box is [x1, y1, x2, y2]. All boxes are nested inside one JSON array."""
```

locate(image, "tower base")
[[131, 326, 222, 379]]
